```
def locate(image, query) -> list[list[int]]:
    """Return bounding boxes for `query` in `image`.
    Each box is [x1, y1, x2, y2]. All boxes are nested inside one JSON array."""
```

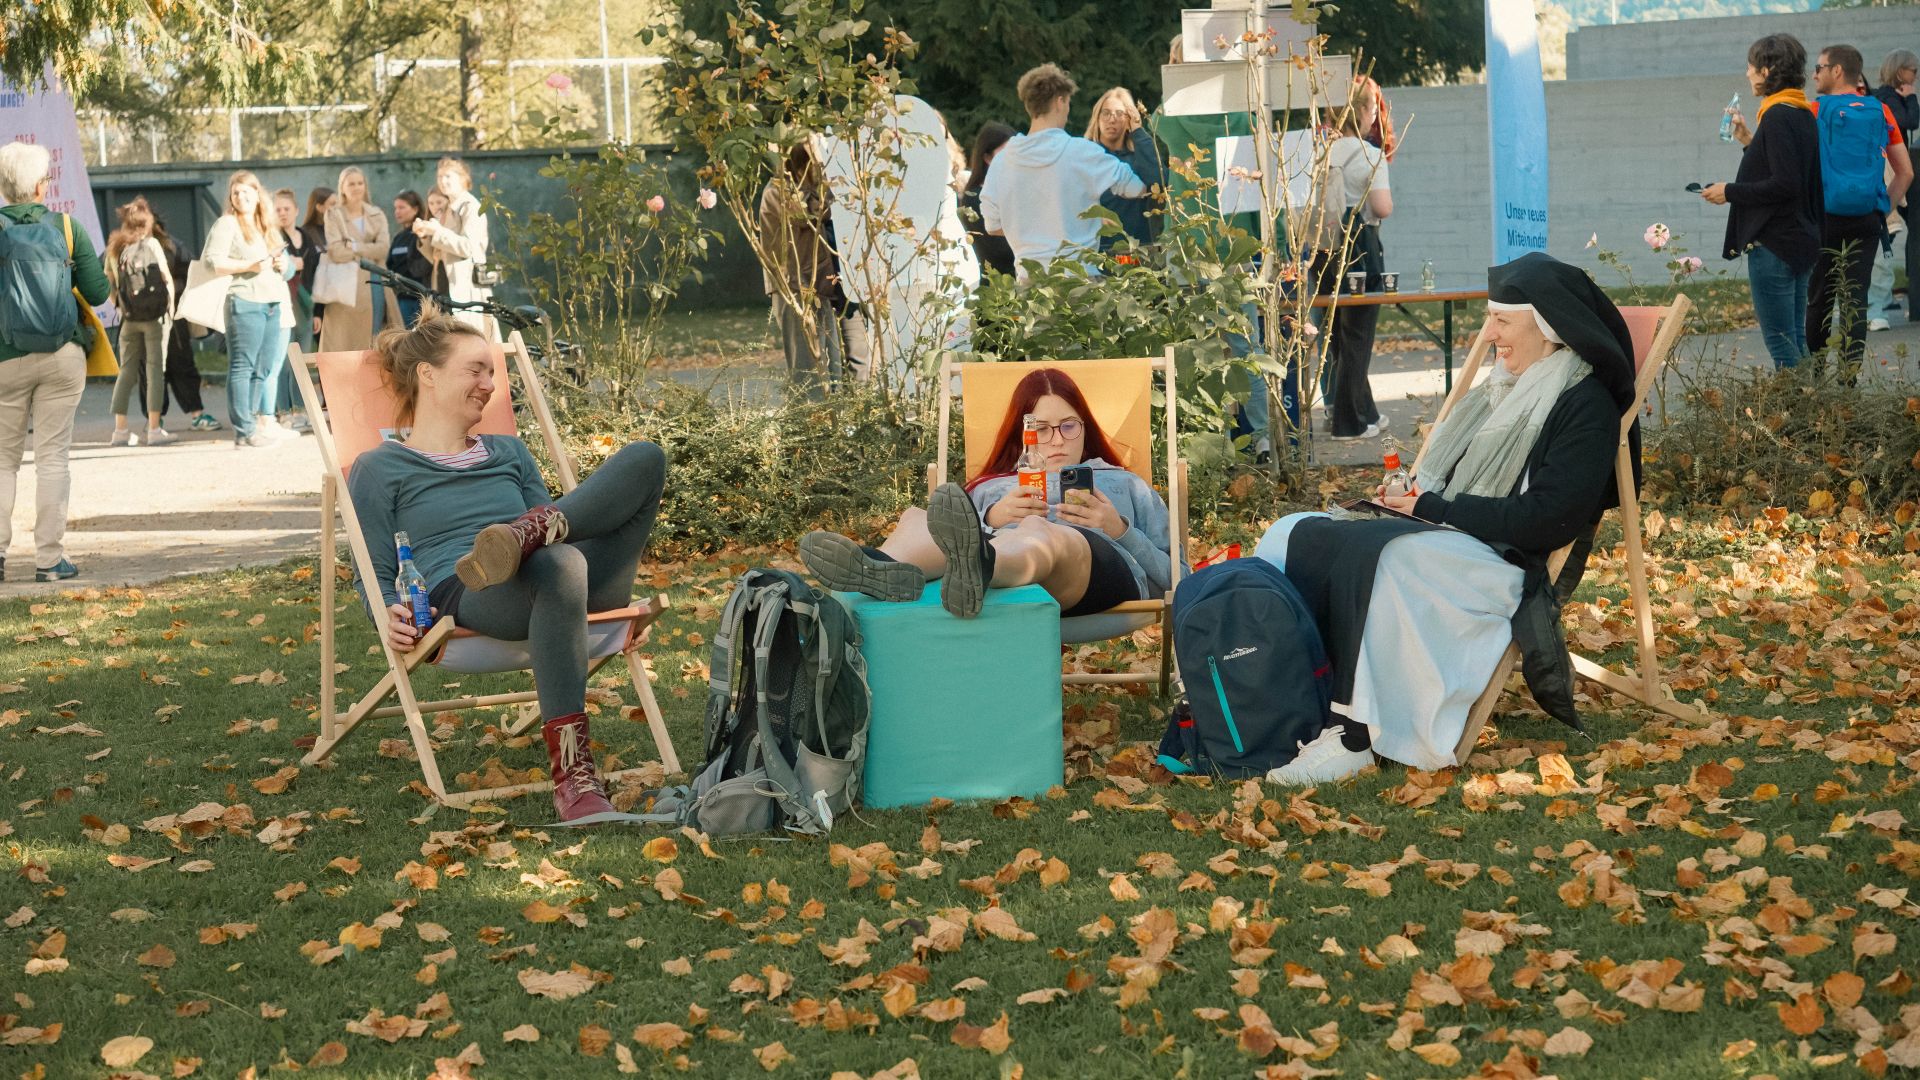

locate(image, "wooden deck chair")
[[928, 351, 1189, 693], [289, 331, 681, 809], [1412, 296, 1707, 763]]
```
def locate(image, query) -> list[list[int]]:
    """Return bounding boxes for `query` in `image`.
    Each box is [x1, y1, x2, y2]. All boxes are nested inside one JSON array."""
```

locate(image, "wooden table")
[[1309, 287, 1489, 393]]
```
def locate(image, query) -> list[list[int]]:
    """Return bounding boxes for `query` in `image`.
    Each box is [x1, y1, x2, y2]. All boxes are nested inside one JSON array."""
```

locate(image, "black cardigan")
[[1722, 104, 1823, 270], [1412, 375, 1628, 561]]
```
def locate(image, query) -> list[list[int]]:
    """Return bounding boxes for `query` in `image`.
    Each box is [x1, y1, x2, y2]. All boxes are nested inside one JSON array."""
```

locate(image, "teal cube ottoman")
[[838, 582, 1063, 809]]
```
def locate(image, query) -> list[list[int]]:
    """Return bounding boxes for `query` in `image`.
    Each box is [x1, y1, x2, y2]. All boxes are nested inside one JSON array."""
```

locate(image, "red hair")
[[965, 367, 1127, 491]]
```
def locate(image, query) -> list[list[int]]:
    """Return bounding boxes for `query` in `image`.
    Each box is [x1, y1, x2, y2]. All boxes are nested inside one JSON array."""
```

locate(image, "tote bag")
[[312, 257, 360, 307], [174, 260, 229, 333]]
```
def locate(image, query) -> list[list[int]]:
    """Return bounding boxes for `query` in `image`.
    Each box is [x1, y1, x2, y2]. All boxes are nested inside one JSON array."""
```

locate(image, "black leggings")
[[441, 441, 667, 717], [1060, 525, 1143, 618]]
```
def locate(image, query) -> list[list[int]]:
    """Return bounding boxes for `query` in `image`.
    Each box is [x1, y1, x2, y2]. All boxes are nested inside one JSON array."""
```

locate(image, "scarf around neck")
[[1415, 348, 1592, 500], [1756, 88, 1810, 120]]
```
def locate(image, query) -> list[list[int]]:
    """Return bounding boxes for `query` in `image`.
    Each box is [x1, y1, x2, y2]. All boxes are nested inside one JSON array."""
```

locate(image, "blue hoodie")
[[977, 128, 1146, 272], [967, 459, 1173, 599]]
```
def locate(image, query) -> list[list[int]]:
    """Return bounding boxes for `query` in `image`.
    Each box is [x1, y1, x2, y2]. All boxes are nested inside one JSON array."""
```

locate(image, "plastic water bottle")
[[1719, 93, 1740, 142], [1016, 414, 1047, 497], [1382, 452, 1413, 498], [394, 532, 432, 629], [1420, 259, 1435, 293]]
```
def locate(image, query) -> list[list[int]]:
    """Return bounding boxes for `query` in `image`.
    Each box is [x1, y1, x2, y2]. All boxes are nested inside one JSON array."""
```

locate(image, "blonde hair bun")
[[373, 315, 489, 425]]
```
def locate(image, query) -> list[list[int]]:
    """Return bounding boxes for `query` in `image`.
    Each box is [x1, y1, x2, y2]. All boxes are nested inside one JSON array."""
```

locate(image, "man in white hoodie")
[[979, 64, 1149, 273]]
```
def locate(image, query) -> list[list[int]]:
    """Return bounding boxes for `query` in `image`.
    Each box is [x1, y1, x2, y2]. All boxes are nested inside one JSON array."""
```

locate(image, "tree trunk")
[[458, 7, 485, 150]]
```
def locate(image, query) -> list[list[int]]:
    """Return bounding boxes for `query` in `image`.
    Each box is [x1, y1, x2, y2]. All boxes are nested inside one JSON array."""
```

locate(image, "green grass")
[[2, 518, 1916, 1078]]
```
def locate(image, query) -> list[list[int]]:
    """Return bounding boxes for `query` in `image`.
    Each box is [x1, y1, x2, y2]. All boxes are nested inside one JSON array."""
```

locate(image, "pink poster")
[[0, 69, 105, 249]]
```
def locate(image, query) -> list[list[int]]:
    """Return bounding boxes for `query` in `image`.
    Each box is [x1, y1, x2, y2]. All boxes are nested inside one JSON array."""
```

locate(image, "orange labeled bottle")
[[1383, 452, 1412, 498], [1016, 414, 1047, 496]]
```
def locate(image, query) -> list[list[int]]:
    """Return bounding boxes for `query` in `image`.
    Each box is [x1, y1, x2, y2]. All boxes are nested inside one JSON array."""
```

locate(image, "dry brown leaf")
[[501, 1024, 539, 1044], [1543, 1027, 1593, 1057], [754, 1041, 794, 1071], [522, 900, 568, 924], [306, 1041, 348, 1068], [137, 944, 176, 968], [517, 965, 596, 1001], [101, 1035, 154, 1068], [950, 1011, 1012, 1055], [1779, 992, 1825, 1036], [661, 956, 693, 977], [631, 1022, 691, 1052], [642, 836, 679, 863], [1016, 987, 1067, 1006], [577, 1025, 612, 1057]]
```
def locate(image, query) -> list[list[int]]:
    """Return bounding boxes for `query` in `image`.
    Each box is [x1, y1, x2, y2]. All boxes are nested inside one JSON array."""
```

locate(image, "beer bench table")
[[1310, 287, 1490, 393]]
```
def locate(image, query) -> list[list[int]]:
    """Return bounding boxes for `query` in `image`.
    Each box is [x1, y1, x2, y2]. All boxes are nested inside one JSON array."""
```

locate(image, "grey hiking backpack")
[[638, 569, 869, 836], [0, 212, 79, 354]]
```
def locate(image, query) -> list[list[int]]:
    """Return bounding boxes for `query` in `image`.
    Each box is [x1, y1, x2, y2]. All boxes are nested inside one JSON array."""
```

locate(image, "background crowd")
[[0, 142, 494, 581]]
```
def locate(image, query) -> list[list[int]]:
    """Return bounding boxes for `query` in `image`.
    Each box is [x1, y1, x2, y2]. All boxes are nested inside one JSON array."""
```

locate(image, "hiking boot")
[[926, 483, 994, 619], [799, 531, 925, 602], [542, 713, 625, 826], [35, 558, 80, 583], [1265, 726, 1374, 786], [456, 505, 569, 591]]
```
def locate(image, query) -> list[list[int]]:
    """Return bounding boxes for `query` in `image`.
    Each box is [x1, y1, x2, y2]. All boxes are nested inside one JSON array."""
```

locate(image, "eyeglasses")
[[1814, 62, 1831, 72], [1030, 419, 1083, 441]]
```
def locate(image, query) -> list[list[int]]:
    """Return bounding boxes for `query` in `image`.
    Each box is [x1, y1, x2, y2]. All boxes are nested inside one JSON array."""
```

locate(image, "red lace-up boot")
[[541, 713, 623, 825], [456, 505, 569, 590]]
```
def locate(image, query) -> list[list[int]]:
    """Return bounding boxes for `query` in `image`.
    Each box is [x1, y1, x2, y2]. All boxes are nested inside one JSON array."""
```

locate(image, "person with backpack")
[[1253, 253, 1641, 784], [0, 141, 111, 583], [1804, 44, 1913, 379], [796, 366, 1172, 622], [104, 198, 177, 448], [1708, 34, 1823, 370], [347, 316, 670, 826]]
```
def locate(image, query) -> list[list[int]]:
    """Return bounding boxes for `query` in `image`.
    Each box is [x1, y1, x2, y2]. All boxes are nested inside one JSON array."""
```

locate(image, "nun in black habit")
[[1256, 253, 1641, 783]]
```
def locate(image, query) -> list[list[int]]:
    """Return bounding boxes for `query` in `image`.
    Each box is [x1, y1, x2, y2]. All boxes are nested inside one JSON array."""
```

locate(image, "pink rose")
[[545, 72, 573, 93], [697, 187, 718, 210], [646, 195, 666, 213], [1643, 223, 1671, 251], [1677, 256, 1703, 275]]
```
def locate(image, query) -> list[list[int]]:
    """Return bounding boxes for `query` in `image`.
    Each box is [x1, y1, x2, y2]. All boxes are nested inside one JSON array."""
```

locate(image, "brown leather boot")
[[542, 713, 623, 825], [456, 505, 569, 591]]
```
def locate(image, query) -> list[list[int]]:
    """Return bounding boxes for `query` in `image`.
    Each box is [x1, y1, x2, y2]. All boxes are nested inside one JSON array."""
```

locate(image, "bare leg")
[[880, 509, 1091, 609]]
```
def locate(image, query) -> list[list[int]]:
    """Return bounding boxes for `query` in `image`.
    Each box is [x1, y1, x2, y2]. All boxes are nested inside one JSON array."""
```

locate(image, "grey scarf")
[[1415, 348, 1591, 499]]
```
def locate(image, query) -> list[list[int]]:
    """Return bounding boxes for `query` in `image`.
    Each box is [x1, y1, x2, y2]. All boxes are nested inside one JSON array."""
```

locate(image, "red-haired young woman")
[[800, 367, 1172, 619]]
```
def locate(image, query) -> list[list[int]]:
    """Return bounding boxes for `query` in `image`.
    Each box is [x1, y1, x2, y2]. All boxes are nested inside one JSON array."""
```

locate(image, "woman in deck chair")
[[799, 367, 1172, 620], [1257, 252, 1641, 786], [349, 316, 668, 825]]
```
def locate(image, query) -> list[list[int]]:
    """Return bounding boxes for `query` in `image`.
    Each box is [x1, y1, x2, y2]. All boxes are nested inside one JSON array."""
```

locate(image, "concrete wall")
[[1568, 7, 1920, 82], [90, 146, 766, 310], [1381, 74, 1745, 289]]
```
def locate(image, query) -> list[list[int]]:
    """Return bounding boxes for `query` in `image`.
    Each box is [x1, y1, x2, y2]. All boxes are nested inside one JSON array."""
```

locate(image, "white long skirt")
[[1256, 512, 1525, 769]]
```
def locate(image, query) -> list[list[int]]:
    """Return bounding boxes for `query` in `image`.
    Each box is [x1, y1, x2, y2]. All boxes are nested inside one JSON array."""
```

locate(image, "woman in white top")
[[1319, 77, 1394, 441], [415, 157, 494, 337], [319, 165, 402, 353], [105, 198, 177, 446], [203, 171, 292, 448]]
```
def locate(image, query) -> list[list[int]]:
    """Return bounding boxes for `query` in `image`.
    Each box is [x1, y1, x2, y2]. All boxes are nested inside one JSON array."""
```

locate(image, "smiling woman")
[[343, 315, 670, 826]]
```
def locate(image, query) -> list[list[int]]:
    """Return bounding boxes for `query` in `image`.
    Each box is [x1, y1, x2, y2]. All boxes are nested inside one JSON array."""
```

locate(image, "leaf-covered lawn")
[[2, 514, 1917, 1079]]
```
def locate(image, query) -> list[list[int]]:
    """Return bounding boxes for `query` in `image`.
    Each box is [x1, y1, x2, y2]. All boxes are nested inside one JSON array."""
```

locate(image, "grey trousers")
[[452, 441, 667, 717], [111, 319, 168, 417]]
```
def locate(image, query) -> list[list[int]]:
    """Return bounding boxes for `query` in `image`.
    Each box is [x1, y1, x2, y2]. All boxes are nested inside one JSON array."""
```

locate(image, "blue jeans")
[[1867, 232, 1898, 325], [398, 296, 423, 330], [1746, 245, 1810, 369], [226, 297, 288, 438]]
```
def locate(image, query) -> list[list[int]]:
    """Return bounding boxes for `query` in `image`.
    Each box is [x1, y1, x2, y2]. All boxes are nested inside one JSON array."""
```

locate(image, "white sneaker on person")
[[1329, 421, 1383, 442], [1265, 726, 1375, 786], [236, 432, 273, 448], [1868, 318, 1891, 332], [256, 414, 296, 441], [143, 426, 177, 446], [282, 411, 311, 433], [109, 428, 135, 447], [1375, 415, 1391, 433]]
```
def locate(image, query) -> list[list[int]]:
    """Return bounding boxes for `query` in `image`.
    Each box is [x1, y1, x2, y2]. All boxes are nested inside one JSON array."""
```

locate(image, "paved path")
[[5, 311, 1915, 595]]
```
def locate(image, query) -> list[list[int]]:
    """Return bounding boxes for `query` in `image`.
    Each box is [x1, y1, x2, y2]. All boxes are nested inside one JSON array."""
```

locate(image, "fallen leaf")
[[101, 1035, 154, 1068], [1779, 992, 1825, 1036], [632, 1022, 691, 1052], [502, 1024, 539, 1044], [754, 1041, 794, 1071], [1543, 1027, 1593, 1057], [306, 1041, 348, 1068]]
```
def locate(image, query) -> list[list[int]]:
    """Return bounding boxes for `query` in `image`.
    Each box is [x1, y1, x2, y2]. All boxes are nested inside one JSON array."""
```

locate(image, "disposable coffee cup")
[[1345, 271, 1367, 294], [1380, 271, 1399, 292]]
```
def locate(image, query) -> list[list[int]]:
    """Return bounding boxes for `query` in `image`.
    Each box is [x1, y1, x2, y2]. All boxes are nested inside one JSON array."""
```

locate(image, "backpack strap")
[[747, 583, 829, 835]]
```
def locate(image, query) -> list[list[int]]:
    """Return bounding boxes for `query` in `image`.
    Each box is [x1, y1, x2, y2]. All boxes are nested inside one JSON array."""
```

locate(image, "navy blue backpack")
[[1157, 559, 1334, 778]]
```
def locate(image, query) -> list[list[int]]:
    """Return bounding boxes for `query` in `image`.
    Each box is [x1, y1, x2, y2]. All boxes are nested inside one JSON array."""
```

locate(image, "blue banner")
[[1485, 0, 1550, 263]]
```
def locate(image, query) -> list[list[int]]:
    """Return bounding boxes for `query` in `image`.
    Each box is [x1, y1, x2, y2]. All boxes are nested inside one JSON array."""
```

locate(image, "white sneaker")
[[1868, 318, 1891, 332], [1265, 726, 1375, 786], [109, 429, 135, 447], [282, 411, 311, 433], [256, 415, 296, 441], [1329, 421, 1383, 442], [143, 426, 177, 445]]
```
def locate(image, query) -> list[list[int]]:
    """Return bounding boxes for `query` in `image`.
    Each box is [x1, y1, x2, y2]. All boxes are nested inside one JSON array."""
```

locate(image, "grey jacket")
[[967, 458, 1174, 598]]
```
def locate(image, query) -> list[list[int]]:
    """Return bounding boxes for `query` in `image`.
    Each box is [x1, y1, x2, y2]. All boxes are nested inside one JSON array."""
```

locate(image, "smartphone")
[[1058, 465, 1094, 502]]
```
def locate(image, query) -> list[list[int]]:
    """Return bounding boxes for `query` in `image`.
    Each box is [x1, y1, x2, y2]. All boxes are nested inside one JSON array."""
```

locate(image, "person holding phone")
[[796, 367, 1172, 620]]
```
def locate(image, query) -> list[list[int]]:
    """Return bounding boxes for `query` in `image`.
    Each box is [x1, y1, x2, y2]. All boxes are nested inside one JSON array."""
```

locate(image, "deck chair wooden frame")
[[928, 351, 1189, 693], [1412, 295, 1707, 762], [290, 330, 681, 809]]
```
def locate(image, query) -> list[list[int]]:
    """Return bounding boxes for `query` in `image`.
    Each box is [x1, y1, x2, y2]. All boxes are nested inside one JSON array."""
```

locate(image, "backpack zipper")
[[1206, 656, 1245, 754]]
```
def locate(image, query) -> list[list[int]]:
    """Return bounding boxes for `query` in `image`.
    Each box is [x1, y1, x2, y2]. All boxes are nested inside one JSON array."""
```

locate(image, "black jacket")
[[960, 187, 1015, 278], [1873, 85, 1918, 146], [1723, 103, 1823, 270], [1413, 375, 1631, 561]]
